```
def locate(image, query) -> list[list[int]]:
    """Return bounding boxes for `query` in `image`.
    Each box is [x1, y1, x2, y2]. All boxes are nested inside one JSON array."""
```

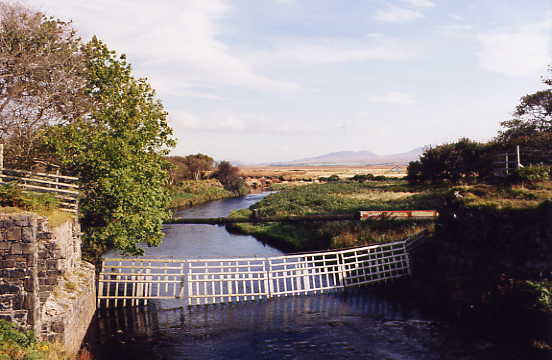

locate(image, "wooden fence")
[[493, 145, 552, 176], [97, 240, 412, 308], [0, 168, 79, 213]]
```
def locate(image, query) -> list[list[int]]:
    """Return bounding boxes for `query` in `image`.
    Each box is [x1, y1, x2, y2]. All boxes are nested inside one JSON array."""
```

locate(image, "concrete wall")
[[0, 213, 96, 357]]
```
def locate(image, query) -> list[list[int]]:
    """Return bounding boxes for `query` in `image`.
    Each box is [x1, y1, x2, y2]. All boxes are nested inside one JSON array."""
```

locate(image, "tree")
[[498, 67, 552, 148], [407, 138, 488, 184], [167, 153, 214, 183], [0, 3, 88, 168], [45, 37, 175, 256], [212, 161, 248, 195]]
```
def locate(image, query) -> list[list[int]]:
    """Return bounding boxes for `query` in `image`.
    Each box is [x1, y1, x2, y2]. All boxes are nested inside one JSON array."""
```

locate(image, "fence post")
[[505, 153, 509, 175], [337, 251, 347, 289], [516, 145, 522, 169], [264, 258, 272, 300]]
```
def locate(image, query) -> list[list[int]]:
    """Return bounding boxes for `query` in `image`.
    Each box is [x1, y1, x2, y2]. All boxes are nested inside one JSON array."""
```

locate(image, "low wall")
[[0, 213, 95, 357]]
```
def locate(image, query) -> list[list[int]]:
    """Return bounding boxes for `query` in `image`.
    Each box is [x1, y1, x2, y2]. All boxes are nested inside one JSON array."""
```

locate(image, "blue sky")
[[27, 0, 552, 163]]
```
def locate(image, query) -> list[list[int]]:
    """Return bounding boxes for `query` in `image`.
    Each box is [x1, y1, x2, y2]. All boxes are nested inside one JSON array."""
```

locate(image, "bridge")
[[97, 236, 423, 308]]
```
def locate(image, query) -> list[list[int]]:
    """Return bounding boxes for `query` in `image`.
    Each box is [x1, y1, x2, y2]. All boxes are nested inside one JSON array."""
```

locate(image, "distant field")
[[239, 165, 406, 180]]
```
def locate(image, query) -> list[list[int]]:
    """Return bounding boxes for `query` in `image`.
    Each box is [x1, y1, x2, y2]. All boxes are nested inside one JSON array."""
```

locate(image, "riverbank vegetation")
[[0, 320, 66, 360], [170, 179, 235, 209], [228, 180, 441, 251], [168, 155, 249, 210]]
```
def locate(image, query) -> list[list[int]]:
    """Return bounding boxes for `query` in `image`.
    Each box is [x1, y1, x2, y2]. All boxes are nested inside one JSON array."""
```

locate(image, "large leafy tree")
[[46, 37, 175, 255], [0, 2, 89, 168], [498, 67, 552, 149], [167, 153, 214, 183]]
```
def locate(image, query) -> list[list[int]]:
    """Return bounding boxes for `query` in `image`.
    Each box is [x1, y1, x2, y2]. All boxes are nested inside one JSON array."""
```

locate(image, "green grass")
[[228, 180, 442, 252], [229, 180, 552, 253], [249, 180, 445, 217], [170, 179, 236, 209], [0, 182, 74, 227]]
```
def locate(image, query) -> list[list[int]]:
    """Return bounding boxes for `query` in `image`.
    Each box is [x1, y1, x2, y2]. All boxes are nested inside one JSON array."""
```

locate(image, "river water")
[[87, 193, 487, 360]]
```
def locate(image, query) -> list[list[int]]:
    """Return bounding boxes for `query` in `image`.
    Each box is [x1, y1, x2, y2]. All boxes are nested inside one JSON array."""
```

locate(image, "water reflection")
[[92, 194, 480, 360], [92, 290, 476, 360]]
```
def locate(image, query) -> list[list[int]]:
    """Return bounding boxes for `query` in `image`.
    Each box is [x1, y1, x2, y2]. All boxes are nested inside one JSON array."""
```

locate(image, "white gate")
[[98, 240, 412, 308]]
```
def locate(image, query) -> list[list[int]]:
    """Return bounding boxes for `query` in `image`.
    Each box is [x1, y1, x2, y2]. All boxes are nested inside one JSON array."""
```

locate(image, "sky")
[[25, 0, 552, 163]]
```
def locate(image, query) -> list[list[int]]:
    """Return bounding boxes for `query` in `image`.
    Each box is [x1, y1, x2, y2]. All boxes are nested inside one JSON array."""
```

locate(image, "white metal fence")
[[98, 240, 412, 308]]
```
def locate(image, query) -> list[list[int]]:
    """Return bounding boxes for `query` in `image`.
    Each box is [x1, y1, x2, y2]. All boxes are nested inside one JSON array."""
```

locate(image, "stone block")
[[0, 219, 14, 228], [6, 228, 21, 241], [0, 283, 20, 293], [10, 243, 22, 254], [20, 243, 36, 255], [37, 232, 53, 240], [14, 216, 31, 227], [21, 227, 34, 243]]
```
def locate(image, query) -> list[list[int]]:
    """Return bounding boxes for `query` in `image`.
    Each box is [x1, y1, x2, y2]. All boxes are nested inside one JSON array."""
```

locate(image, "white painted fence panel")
[[98, 239, 415, 308]]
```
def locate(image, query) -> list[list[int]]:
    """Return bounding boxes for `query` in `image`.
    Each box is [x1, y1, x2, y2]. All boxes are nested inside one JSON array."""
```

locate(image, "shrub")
[[511, 164, 551, 185]]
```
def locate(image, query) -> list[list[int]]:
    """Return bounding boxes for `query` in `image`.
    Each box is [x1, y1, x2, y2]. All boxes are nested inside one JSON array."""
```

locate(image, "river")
[[87, 193, 487, 360]]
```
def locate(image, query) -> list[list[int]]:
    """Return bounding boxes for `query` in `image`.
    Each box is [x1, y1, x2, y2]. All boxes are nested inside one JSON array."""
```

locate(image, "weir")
[[97, 238, 419, 308]]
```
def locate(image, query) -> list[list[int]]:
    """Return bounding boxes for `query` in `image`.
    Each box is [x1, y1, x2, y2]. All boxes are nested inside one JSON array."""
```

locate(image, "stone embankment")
[[0, 213, 96, 357]]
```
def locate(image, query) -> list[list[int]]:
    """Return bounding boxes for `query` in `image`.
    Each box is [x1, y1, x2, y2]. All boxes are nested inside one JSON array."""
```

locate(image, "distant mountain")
[[271, 147, 425, 166]]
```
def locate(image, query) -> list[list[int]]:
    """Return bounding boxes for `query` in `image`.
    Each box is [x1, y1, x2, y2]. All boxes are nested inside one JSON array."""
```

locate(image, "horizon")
[[27, 0, 552, 163]]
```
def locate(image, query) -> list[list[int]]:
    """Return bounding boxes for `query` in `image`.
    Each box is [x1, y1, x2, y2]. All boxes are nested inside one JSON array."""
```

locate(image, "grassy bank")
[[170, 179, 236, 210], [227, 180, 442, 251]]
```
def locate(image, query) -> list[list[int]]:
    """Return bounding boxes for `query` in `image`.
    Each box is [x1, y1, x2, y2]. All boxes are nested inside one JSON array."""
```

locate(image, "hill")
[[270, 147, 424, 166]]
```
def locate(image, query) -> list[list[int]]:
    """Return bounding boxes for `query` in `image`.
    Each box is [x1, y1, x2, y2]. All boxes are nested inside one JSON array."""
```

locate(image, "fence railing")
[[0, 168, 79, 213], [97, 240, 412, 308], [493, 146, 552, 176]]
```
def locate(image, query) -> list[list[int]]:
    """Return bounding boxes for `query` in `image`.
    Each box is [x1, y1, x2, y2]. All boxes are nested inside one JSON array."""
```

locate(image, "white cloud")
[[374, 6, 422, 23], [403, 0, 434, 9], [169, 111, 318, 135], [248, 36, 417, 65], [476, 19, 552, 77], [28, 0, 299, 93], [367, 91, 416, 105], [374, 0, 434, 23]]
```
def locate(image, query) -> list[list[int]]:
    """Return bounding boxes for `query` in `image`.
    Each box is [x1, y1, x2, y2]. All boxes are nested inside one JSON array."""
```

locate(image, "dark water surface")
[[89, 193, 484, 360]]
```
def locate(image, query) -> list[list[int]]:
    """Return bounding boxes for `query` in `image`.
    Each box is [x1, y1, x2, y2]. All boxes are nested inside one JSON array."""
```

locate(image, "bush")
[[0, 319, 62, 360], [511, 164, 551, 185], [351, 174, 375, 182]]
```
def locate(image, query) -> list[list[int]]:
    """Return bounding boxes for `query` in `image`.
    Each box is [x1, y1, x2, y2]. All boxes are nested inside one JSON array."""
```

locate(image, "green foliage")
[[318, 174, 340, 182], [0, 3, 89, 169], [351, 174, 375, 182], [407, 138, 489, 185], [511, 164, 551, 185], [251, 182, 442, 218], [0, 183, 59, 212], [212, 161, 249, 195], [171, 179, 234, 209], [0, 320, 62, 360], [167, 154, 214, 183], [45, 37, 175, 256], [499, 67, 552, 145], [229, 181, 440, 251]]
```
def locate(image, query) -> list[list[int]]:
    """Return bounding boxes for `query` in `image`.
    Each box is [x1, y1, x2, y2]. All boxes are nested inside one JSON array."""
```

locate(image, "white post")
[[516, 145, 522, 169], [505, 154, 509, 175]]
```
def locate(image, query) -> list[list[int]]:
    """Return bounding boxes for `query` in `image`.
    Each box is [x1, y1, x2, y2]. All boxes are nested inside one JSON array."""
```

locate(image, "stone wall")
[[0, 213, 95, 357]]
